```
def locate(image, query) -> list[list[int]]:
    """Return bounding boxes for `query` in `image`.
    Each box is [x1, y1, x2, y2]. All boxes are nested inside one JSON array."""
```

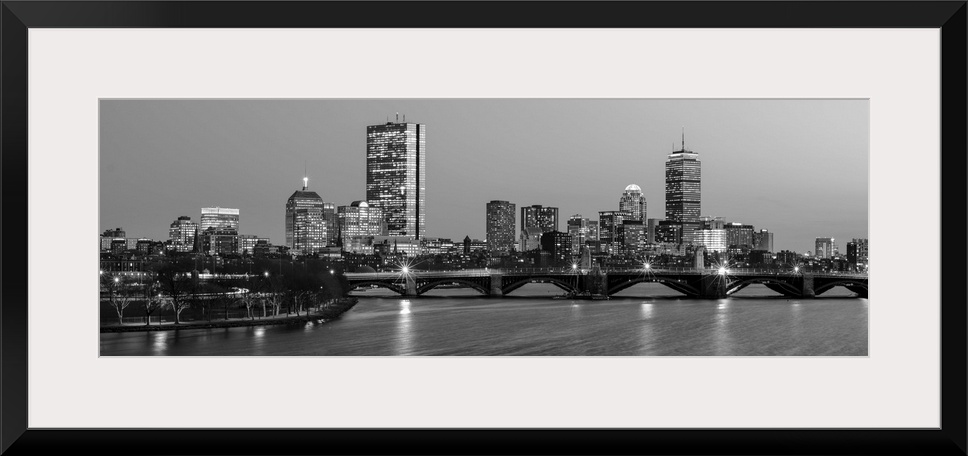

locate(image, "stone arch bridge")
[[343, 268, 867, 299]]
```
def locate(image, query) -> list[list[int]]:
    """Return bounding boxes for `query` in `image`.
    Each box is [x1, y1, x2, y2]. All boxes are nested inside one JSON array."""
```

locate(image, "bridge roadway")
[[343, 268, 868, 299]]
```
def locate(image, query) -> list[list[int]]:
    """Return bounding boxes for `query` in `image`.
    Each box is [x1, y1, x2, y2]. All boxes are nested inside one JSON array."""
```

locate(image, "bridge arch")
[[347, 281, 407, 296], [814, 280, 869, 297], [725, 277, 802, 297], [607, 277, 698, 297], [502, 276, 579, 295], [416, 279, 489, 296]]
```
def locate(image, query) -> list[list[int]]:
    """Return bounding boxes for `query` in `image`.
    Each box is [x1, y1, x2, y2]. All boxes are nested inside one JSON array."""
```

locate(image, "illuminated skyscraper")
[[200, 207, 239, 231], [322, 202, 337, 246], [521, 205, 558, 233], [486, 200, 516, 254], [366, 116, 426, 239], [665, 131, 701, 230], [286, 177, 326, 255], [619, 184, 647, 221], [168, 216, 198, 253]]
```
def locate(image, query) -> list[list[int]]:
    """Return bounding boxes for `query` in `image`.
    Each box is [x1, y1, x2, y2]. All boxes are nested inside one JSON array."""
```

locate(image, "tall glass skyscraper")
[[664, 135, 701, 224], [286, 177, 326, 255], [366, 118, 426, 239], [619, 184, 647, 221], [486, 200, 516, 254]]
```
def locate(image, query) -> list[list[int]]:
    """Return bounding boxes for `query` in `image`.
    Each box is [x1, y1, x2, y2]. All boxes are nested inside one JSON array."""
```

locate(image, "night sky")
[[99, 99, 868, 253]]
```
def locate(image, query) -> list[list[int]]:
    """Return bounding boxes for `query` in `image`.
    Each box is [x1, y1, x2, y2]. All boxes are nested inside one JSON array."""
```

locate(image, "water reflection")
[[713, 299, 732, 356], [395, 299, 414, 355], [101, 284, 869, 356], [151, 331, 168, 355]]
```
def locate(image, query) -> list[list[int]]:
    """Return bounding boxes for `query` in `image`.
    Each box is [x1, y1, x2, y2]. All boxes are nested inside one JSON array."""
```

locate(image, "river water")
[[99, 284, 867, 356]]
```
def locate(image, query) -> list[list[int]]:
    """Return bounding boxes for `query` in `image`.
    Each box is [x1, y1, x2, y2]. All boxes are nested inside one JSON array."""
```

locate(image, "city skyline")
[[99, 99, 868, 252]]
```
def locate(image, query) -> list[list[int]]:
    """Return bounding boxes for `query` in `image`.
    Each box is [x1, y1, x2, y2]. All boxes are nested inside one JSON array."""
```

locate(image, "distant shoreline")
[[100, 298, 358, 333]]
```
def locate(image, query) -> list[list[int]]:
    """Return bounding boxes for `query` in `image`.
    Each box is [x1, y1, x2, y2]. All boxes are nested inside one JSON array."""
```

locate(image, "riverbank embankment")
[[100, 298, 358, 333]]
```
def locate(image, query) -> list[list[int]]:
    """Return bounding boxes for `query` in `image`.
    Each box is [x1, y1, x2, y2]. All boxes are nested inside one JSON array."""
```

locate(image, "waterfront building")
[[852, 238, 869, 265], [754, 229, 774, 253], [619, 184, 647, 222], [598, 210, 630, 254], [521, 204, 559, 233], [286, 178, 327, 255], [655, 220, 683, 244], [695, 228, 727, 253], [646, 218, 661, 244], [619, 220, 647, 254], [200, 207, 240, 232], [167, 216, 198, 253], [665, 132, 701, 225], [520, 227, 545, 252], [776, 249, 800, 266], [725, 223, 755, 251], [815, 237, 835, 259], [366, 117, 426, 239], [567, 215, 595, 255], [338, 201, 385, 247], [486, 200, 516, 255], [540, 231, 572, 265]]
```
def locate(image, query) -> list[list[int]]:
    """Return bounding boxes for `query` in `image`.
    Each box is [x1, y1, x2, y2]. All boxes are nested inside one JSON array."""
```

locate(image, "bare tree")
[[142, 281, 165, 326], [157, 266, 191, 324], [103, 274, 133, 325], [238, 289, 257, 320]]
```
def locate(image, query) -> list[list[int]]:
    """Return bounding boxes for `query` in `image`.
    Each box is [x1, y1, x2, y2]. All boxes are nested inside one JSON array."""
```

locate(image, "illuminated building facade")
[[323, 202, 338, 246], [486, 200, 516, 254], [200, 207, 240, 231], [286, 178, 326, 255], [619, 184, 647, 221], [338, 200, 385, 245], [665, 133, 701, 238], [725, 223, 755, 250], [200, 228, 239, 256], [366, 118, 426, 239], [168, 216, 198, 252], [521, 205, 558, 233], [695, 228, 727, 253], [567, 214, 593, 255], [814, 237, 834, 259], [599, 210, 630, 254], [754, 229, 774, 252]]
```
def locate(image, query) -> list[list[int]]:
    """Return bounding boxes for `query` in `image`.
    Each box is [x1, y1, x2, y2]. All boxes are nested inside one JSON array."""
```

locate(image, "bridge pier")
[[801, 273, 815, 298], [404, 276, 418, 297], [699, 274, 727, 299], [489, 272, 503, 297]]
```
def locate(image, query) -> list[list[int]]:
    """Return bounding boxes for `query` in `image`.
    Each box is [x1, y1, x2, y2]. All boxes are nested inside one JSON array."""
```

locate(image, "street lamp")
[[718, 267, 727, 275], [793, 266, 800, 273]]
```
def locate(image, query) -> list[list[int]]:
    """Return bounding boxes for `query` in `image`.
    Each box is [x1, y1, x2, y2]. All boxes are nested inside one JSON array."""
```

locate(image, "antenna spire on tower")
[[681, 126, 685, 151], [303, 161, 308, 190]]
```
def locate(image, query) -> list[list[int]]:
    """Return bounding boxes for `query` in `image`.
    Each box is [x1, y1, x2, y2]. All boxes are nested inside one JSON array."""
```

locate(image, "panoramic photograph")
[[99, 99, 869, 356]]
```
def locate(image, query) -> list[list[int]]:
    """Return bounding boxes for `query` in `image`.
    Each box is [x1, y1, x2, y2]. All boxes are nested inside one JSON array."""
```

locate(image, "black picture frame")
[[2, 1, 965, 455]]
